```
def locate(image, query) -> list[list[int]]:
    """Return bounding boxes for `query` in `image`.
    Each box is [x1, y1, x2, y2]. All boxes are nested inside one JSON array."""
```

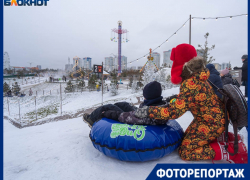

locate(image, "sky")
[[3, 0, 248, 69]]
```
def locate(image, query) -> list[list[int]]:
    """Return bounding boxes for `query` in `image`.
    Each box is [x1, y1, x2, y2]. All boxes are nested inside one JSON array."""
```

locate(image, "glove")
[[102, 110, 122, 121], [165, 94, 178, 102], [134, 106, 149, 118]]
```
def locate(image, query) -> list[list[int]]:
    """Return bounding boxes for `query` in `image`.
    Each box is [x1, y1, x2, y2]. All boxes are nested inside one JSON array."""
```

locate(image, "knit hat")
[[143, 81, 162, 100], [220, 69, 229, 76], [170, 43, 197, 84], [241, 55, 248, 59]]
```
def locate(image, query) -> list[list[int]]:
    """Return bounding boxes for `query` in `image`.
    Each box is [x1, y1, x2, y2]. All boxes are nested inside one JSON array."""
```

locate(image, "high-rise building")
[[163, 50, 172, 67], [83, 57, 92, 70], [3, 52, 10, 70], [37, 65, 42, 70], [212, 63, 221, 70], [65, 57, 73, 72], [105, 57, 114, 72], [221, 63, 229, 70], [105, 55, 127, 72], [152, 52, 160, 69], [121, 56, 127, 71]]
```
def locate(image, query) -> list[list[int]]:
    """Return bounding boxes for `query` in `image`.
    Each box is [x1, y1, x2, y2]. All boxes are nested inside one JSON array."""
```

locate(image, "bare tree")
[[197, 32, 215, 64]]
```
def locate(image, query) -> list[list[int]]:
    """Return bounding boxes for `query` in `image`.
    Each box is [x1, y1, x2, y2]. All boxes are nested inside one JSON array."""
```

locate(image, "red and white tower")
[[111, 21, 129, 74]]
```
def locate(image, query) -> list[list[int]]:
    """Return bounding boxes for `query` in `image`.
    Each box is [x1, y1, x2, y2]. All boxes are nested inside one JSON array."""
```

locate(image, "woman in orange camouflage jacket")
[[134, 44, 247, 163]]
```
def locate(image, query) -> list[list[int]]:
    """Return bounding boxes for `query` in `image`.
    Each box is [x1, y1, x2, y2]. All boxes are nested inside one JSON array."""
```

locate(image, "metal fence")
[[3, 82, 179, 128]]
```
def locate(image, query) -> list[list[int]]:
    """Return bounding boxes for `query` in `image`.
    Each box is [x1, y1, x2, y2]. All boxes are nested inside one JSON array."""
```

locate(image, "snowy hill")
[[4, 112, 248, 180], [4, 86, 248, 180]]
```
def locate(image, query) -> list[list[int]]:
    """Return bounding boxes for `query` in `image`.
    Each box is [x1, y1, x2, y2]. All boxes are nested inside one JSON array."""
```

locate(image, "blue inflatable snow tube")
[[89, 118, 184, 162]]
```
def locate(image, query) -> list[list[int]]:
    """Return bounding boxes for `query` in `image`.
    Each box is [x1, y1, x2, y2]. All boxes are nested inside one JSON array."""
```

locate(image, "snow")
[[4, 83, 248, 180], [103, 70, 109, 74], [3, 116, 189, 180], [3, 78, 142, 125]]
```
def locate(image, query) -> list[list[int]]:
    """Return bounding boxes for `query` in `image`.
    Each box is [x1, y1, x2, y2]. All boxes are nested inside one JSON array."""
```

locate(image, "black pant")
[[89, 102, 136, 122], [245, 80, 248, 97]]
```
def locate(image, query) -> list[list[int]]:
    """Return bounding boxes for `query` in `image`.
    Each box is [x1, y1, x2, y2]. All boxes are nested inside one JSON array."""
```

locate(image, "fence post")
[[60, 83, 62, 115], [50, 90, 51, 95], [18, 98, 21, 124], [35, 96, 37, 120], [57, 89, 58, 94], [7, 97, 10, 116], [36, 91, 37, 96]]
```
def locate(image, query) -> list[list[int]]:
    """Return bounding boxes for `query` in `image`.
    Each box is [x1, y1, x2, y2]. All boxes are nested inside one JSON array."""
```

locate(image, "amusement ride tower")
[[111, 21, 129, 74]]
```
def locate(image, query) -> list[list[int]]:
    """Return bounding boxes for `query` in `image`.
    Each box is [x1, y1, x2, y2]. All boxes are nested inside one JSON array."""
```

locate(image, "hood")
[[170, 44, 197, 84], [206, 64, 220, 75]]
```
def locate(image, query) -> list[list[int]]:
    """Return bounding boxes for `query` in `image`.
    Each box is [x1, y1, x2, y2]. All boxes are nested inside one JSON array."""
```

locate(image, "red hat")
[[170, 43, 197, 84]]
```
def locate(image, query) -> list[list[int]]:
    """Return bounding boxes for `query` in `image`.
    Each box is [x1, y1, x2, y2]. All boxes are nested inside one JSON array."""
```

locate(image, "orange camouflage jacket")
[[148, 69, 226, 133]]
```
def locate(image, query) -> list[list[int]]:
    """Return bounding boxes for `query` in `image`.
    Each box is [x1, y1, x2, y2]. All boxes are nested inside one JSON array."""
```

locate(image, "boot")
[[210, 141, 248, 164], [214, 132, 243, 143], [83, 113, 94, 128]]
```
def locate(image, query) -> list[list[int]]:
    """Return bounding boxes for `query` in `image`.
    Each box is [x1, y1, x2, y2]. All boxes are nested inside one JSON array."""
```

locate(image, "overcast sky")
[[4, 0, 248, 69]]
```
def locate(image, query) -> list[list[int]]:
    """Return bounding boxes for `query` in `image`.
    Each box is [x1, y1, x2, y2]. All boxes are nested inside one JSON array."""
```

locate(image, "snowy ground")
[[3, 78, 144, 125], [4, 85, 248, 180]]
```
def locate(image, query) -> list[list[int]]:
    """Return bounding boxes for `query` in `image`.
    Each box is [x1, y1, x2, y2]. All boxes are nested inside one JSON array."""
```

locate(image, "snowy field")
[[4, 85, 248, 180], [3, 77, 145, 125]]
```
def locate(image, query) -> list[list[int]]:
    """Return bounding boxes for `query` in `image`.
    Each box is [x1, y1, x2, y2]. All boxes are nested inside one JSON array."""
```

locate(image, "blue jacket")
[[206, 64, 223, 99]]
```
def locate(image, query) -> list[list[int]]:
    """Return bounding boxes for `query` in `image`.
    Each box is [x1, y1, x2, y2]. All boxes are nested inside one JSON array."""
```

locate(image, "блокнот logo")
[[4, 0, 49, 6]]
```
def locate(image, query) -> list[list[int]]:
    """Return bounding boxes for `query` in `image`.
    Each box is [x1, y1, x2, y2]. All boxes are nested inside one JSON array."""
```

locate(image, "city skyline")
[[4, 0, 247, 70], [4, 51, 238, 72]]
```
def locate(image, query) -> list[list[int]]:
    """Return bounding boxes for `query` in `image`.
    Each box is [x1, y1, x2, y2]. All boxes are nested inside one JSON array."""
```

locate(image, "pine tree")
[[3, 82, 10, 94], [77, 80, 85, 91], [65, 80, 74, 92], [12, 82, 21, 96], [197, 32, 215, 64], [110, 70, 118, 96], [76, 78, 79, 83], [162, 63, 167, 68], [229, 61, 232, 70], [131, 81, 139, 93], [88, 74, 97, 90], [166, 75, 171, 82], [138, 75, 143, 88], [159, 69, 167, 84], [110, 70, 118, 84], [142, 60, 160, 87]]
